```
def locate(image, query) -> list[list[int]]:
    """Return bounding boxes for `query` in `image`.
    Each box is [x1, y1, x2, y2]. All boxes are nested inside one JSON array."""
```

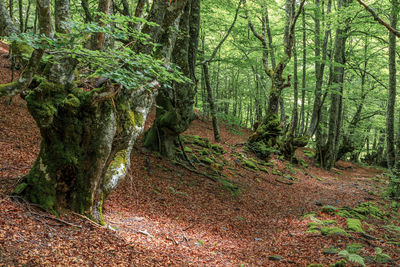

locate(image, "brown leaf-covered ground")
[[1, 42, 399, 266]]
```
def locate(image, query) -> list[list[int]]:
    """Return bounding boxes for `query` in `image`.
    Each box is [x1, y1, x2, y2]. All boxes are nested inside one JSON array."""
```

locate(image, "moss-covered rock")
[[346, 218, 365, 233], [321, 227, 349, 237], [307, 225, 321, 234], [243, 159, 258, 170], [353, 202, 384, 219], [211, 144, 225, 154], [200, 156, 214, 165], [184, 146, 192, 153]]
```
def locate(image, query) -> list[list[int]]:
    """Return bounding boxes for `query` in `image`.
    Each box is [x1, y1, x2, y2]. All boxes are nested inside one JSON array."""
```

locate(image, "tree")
[[1, 0, 189, 223], [246, 0, 307, 160], [143, 0, 202, 157]]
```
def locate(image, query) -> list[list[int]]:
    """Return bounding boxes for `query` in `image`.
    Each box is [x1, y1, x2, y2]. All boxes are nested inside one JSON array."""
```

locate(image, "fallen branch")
[[30, 210, 82, 228], [72, 212, 103, 228], [275, 178, 294, 185], [136, 229, 153, 238]]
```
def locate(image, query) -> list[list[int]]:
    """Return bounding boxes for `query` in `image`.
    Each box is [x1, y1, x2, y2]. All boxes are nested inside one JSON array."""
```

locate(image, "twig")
[[136, 229, 153, 238], [30, 210, 82, 228], [166, 236, 178, 245], [72, 212, 102, 228], [179, 227, 191, 248], [275, 179, 294, 185]]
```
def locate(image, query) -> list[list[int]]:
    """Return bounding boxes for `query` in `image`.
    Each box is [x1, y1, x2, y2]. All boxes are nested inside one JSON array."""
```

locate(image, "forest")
[[0, 0, 400, 265]]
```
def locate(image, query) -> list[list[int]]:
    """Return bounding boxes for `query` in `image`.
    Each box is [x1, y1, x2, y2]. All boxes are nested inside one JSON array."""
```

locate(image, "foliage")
[[338, 249, 366, 267], [8, 14, 189, 90]]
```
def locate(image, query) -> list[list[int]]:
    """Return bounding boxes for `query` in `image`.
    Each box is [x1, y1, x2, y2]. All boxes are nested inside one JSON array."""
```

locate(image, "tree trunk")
[[388, 0, 399, 198], [320, 0, 350, 169], [12, 0, 185, 223], [0, 0, 18, 36], [203, 62, 221, 142], [300, 9, 306, 135], [143, 0, 200, 157], [386, 0, 397, 170]]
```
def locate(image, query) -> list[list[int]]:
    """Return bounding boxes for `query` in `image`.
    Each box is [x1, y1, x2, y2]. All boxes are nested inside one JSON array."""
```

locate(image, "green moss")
[[353, 202, 384, 219], [307, 225, 321, 234], [97, 193, 105, 226], [298, 158, 308, 168], [199, 148, 210, 155], [322, 220, 337, 225], [345, 243, 364, 254], [346, 218, 365, 233], [330, 259, 347, 267], [272, 169, 282, 176], [214, 163, 223, 170], [184, 146, 192, 153], [13, 183, 27, 194], [200, 156, 214, 165], [308, 264, 324, 267], [321, 205, 338, 214], [211, 144, 225, 154], [259, 166, 269, 173], [243, 159, 258, 170], [303, 150, 315, 158], [321, 227, 349, 237]]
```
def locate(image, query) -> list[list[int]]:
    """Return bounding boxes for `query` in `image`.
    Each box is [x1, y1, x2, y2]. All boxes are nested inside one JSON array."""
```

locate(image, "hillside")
[[0, 42, 399, 266]]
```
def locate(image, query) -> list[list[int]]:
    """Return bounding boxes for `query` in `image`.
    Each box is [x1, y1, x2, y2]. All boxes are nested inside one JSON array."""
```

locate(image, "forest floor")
[[0, 41, 399, 266]]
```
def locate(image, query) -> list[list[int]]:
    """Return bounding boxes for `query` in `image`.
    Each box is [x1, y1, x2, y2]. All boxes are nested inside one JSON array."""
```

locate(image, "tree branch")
[[356, 0, 400, 38], [199, 0, 243, 65]]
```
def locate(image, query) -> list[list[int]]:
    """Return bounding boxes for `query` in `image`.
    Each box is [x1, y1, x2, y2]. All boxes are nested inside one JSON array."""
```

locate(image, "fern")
[[338, 250, 366, 267], [375, 247, 392, 263]]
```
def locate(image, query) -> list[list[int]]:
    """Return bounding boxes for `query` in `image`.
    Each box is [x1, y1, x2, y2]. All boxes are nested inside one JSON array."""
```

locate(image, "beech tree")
[[0, 0, 189, 223]]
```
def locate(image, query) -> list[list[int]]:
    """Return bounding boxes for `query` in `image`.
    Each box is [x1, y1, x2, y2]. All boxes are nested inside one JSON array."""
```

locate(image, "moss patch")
[[321, 227, 349, 237], [200, 156, 214, 165], [346, 218, 365, 233]]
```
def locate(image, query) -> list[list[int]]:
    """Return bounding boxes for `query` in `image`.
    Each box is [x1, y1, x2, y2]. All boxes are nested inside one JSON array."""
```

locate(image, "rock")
[[254, 238, 263, 241]]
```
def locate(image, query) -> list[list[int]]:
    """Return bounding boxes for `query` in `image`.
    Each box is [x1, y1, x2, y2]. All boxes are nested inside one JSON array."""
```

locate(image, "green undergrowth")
[[179, 135, 240, 195]]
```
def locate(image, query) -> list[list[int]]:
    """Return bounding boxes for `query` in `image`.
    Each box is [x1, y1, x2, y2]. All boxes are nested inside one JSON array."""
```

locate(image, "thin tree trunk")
[[300, 9, 306, 134], [203, 63, 221, 142], [387, 0, 397, 169]]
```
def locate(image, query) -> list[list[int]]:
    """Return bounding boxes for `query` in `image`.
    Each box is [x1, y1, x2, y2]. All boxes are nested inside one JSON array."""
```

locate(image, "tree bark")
[[144, 0, 201, 156], [320, 0, 350, 170]]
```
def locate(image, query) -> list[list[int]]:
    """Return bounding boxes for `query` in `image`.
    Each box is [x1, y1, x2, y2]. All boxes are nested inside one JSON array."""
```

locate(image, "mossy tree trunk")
[[144, 0, 201, 157], [18, 81, 155, 222], [0, 0, 18, 36], [246, 0, 307, 160], [10, 0, 186, 223]]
